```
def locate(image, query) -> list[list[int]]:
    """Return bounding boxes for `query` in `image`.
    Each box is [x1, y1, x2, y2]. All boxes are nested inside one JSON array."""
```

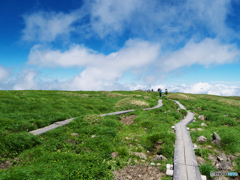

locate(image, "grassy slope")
[[0, 91, 239, 179]]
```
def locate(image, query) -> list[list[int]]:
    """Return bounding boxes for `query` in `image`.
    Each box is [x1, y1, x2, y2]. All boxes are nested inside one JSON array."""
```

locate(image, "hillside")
[[0, 90, 239, 179]]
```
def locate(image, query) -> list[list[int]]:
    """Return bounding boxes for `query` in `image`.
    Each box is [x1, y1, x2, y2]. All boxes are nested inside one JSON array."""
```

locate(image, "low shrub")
[[199, 163, 216, 179]]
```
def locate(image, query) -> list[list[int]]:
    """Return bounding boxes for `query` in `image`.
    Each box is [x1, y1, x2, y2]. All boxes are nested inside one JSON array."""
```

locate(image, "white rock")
[[198, 115, 205, 120], [166, 169, 173, 176], [167, 164, 173, 170], [197, 136, 207, 143], [150, 162, 155, 166], [201, 123, 207, 127]]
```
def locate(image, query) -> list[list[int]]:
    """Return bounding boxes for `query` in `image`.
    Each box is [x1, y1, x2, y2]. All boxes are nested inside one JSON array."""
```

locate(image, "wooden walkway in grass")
[[172, 100, 204, 180], [29, 99, 163, 135]]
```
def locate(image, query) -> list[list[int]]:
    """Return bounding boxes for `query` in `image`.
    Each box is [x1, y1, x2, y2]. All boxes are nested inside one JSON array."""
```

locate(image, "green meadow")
[[0, 90, 239, 179]]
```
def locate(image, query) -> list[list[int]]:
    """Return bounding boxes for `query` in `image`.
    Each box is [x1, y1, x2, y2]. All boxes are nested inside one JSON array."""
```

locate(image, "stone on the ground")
[[135, 159, 138, 163], [197, 128, 203, 131], [206, 145, 212, 149], [191, 128, 196, 131], [157, 141, 163, 145], [198, 115, 205, 120], [193, 144, 198, 149], [151, 155, 167, 161], [91, 135, 96, 138], [223, 114, 229, 117], [167, 164, 173, 170], [166, 169, 173, 176], [126, 175, 132, 179], [196, 156, 206, 165], [211, 132, 221, 146], [201, 123, 207, 127], [227, 154, 237, 161], [133, 152, 147, 160], [217, 153, 227, 162], [215, 161, 232, 170], [197, 136, 207, 143], [208, 153, 217, 163], [150, 162, 155, 166], [156, 163, 160, 166], [71, 133, 79, 137], [111, 152, 118, 159]]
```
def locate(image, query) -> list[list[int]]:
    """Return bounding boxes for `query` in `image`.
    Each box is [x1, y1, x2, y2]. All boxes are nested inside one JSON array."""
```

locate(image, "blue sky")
[[1, 0, 240, 96]]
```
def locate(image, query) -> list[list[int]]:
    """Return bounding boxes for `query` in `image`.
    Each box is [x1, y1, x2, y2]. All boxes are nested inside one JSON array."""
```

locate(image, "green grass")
[[1, 91, 240, 179], [0, 90, 176, 179]]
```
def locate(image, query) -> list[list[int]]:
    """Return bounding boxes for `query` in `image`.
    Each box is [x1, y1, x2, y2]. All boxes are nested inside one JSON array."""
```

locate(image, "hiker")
[[159, 88, 162, 97], [165, 89, 168, 95], [158, 88, 160, 92], [151, 89, 153, 92]]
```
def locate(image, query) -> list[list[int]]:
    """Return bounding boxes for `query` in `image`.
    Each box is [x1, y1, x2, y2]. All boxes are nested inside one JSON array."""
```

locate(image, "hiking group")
[[158, 88, 168, 97]]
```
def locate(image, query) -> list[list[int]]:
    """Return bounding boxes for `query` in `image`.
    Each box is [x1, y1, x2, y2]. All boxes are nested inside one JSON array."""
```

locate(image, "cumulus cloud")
[[27, 39, 160, 90], [164, 82, 240, 96], [13, 69, 40, 90], [22, 10, 83, 42], [161, 38, 240, 72], [0, 65, 11, 80]]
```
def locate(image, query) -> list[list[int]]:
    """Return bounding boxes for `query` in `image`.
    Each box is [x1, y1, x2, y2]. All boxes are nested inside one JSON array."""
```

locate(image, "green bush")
[[1, 132, 42, 156], [157, 143, 174, 158], [179, 109, 187, 116], [147, 133, 161, 144], [96, 127, 117, 138], [237, 155, 240, 171], [169, 111, 180, 120], [217, 127, 240, 153], [141, 120, 154, 129], [199, 163, 216, 179], [117, 146, 129, 157]]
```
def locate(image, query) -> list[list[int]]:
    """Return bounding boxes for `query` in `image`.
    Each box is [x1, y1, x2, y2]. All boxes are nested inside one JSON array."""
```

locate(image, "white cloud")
[[89, 0, 140, 38], [27, 39, 160, 90], [13, 69, 39, 90], [165, 82, 240, 96], [0, 66, 11, 80], [1, 67, 240, 96], [161, 38, 240, 72], [21, 0, 235, 43], [22, 10, 82, 42], [87, 0, 234, 42]]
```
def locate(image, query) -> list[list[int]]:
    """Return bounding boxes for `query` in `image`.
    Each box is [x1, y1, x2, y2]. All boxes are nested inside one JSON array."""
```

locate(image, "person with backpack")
[[165, 89, 168, 95], [159, 88, 162, 97]]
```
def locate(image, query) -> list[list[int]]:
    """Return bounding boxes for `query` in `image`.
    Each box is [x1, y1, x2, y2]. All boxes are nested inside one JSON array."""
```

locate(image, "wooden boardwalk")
[[30, 99, 163, 135], [173, 100, 202, 180]]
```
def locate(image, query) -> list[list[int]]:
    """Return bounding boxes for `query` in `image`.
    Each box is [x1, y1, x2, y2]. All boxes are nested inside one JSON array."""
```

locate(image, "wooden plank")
[[173, 163, 187, 180], [173, 100, 203, 180], [186, 165, 202, 180], [174, 141, 185, 164], [29, 124, 61, 135]]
